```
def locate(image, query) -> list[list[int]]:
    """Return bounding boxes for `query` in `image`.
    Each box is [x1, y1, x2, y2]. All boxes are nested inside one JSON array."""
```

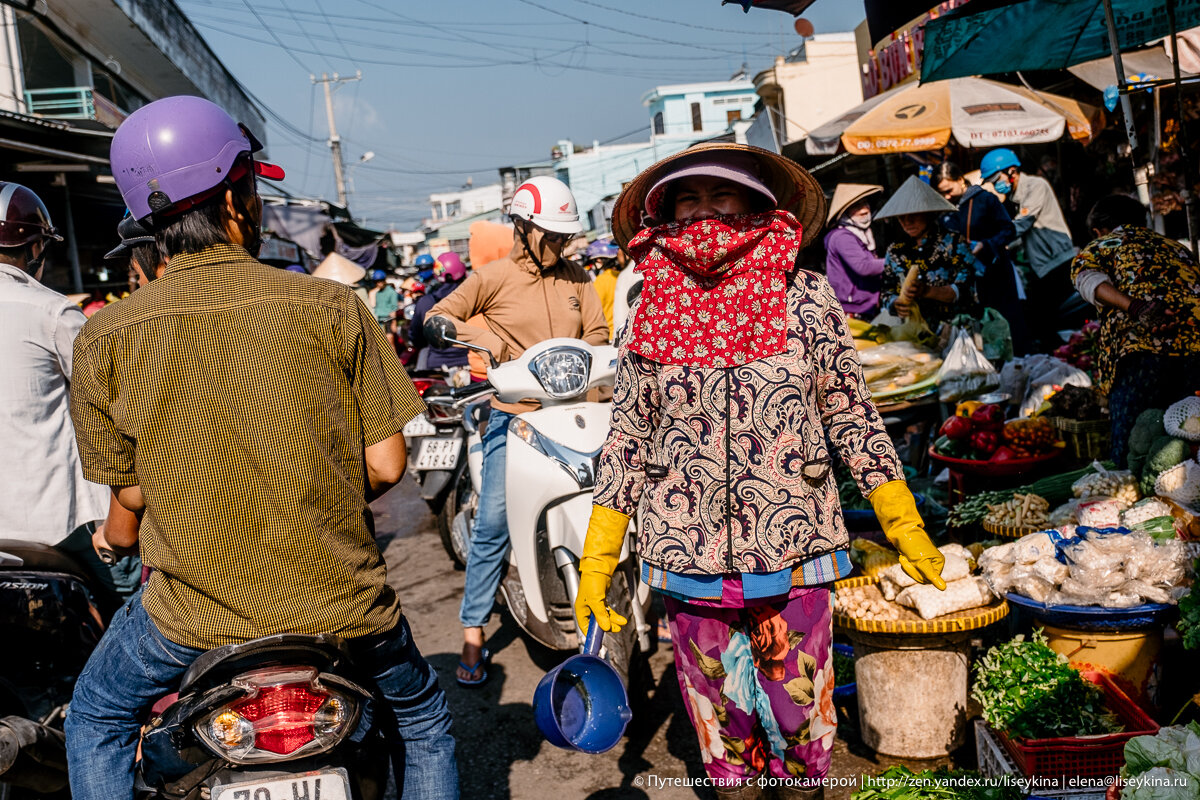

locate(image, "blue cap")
[[414, 253, 435, 267], [980, 149, 1020, 181]]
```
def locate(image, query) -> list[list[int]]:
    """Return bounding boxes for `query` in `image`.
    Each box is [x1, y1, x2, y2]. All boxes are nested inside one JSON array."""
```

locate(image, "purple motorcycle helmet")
[[110, 95, 285, 222]]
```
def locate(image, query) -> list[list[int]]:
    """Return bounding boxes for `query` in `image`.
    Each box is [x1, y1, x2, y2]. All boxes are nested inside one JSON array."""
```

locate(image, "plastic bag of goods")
[[1072, 465, 1140, 503], [895, 576, 993, 620], [879, 543, 972, 600], [938, 326, 999, 403], [1077, 497, 1127, 528]]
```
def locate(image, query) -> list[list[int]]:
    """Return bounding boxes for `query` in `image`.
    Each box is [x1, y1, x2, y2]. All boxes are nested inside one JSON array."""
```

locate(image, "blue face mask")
[[992, 177, 1012, 196]]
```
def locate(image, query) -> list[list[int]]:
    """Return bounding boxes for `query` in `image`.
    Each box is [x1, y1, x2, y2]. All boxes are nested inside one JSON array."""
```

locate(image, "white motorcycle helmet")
[[508, 176, 583, 236]]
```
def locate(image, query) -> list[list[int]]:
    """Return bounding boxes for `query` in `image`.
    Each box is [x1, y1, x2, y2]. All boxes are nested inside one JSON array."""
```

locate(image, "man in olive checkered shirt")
[[65, 96, 457, 800]]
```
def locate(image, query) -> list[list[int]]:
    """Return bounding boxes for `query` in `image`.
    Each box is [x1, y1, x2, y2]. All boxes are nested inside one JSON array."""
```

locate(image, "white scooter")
[[423, 318, 652, 685]]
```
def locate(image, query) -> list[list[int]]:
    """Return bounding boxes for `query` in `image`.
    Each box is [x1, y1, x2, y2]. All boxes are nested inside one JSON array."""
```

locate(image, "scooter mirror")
[[424, 316, 500, 368], [424, 316, 456, 349]]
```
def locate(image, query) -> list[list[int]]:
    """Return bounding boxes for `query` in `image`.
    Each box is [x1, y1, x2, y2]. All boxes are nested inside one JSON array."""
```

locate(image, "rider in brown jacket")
[[427, 176, 607, 686]]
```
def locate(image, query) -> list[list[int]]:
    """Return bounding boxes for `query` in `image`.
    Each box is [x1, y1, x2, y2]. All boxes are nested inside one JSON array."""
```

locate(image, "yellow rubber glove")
[[868, 480, 947, 591], [575, 505, 631, 635]]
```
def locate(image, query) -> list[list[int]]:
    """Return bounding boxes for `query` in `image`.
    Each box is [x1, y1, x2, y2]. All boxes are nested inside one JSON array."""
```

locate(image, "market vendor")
[[1070, 194, 1200, 466], [578, 143, 947, 800], [877, 175, 983, 331], [824, 183, 884, 319]]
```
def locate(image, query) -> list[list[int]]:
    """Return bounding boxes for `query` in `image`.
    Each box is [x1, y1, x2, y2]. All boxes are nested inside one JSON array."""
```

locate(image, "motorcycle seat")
[[0, 540, 92, 582]]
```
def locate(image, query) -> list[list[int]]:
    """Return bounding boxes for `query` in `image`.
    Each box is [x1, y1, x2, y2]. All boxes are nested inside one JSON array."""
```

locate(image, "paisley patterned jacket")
[[593, 270, 903, 575]]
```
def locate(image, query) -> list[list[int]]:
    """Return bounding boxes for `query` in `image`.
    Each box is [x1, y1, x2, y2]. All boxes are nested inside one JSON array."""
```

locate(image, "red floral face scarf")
[[626, 210, 803, 368]]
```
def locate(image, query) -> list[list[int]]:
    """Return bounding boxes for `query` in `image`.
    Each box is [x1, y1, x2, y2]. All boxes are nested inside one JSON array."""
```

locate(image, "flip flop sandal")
[[456, 647, 490, 688]]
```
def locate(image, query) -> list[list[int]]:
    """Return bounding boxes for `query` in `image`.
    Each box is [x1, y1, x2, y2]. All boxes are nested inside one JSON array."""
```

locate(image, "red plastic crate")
[[993, 671, 1159, 782]]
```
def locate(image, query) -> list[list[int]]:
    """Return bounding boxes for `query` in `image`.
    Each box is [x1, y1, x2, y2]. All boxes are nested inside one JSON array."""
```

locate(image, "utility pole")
[[311, 71, 361, 208]]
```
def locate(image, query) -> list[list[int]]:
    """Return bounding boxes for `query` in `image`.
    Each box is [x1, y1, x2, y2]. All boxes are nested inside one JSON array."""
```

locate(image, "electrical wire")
[[236, 0, 313, 72], [565, 0, 782, 37]]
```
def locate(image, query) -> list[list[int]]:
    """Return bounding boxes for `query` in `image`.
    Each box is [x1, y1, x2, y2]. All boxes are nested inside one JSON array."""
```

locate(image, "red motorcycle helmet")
[[0, 182, 63, 248]]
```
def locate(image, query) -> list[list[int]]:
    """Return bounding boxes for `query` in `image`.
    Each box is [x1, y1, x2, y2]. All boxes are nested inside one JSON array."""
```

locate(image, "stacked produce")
[[981, 528, 1192, 607], [946, 464, 1108, 529], [858, 341, 942, 399], [1046, 384, 1106, 421], [848, 538, 899, 578], [973, 630, 1123, 739], [933, 404, 1061, 462], [1119, 723, 1200, 800], [1127, 409, 1191, 497], [852, 766, 1021, 800], [1052, 320, 1100, 372], [983, 493, 1049, 530], [836, 544, 995, 621]]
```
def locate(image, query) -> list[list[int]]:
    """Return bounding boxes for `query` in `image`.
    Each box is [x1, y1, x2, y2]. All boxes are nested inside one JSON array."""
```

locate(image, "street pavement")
[[373, 477, 943, 799]]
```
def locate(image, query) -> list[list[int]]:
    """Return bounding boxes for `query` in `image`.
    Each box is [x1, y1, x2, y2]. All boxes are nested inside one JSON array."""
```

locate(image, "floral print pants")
[[664, 588, 836, 786]]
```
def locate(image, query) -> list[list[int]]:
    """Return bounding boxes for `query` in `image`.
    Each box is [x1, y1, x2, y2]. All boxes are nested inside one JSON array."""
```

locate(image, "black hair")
[[153, 155, 257, 260], [1086, 194, 1148, 233], [932, 162, 964, 185], [131, 242, 161, 279]]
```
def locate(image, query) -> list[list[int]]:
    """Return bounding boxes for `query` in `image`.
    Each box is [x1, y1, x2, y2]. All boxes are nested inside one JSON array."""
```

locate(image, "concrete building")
[[642, 80, 758, 140], [0, 0, 264, 293], [753, 34, 863, 148], [425, 182, 503, 228]]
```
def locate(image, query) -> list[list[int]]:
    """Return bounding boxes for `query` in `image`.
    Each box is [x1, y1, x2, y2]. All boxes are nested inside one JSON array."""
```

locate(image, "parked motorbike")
[[0, 541, 104, 796], [423, 318, 652, 686]]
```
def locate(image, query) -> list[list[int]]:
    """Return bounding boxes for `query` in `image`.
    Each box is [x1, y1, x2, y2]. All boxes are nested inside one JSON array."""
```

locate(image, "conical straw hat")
[[312, 251, 366, 285], [875, 175, 956, 220], [826, 183, 883, 224]]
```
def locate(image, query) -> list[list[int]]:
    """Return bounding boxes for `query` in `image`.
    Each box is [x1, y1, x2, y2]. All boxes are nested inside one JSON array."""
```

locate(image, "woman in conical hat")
[[823, 183, 884, 319], [875, 175, 983, 331], [577, 144, 946, 800]]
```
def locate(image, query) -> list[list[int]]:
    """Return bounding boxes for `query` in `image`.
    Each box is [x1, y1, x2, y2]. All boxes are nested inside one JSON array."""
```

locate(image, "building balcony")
[[24, 86, 127, 129]]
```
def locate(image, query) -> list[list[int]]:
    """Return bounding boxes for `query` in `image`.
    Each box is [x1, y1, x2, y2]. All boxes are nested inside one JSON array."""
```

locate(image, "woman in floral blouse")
[[1071, 194, 1200, 464], [572, 144, 946, 800], [876, 175, 983, 331]]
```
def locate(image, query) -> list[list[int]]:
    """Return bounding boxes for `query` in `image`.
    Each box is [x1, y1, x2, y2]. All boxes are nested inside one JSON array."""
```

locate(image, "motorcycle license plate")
[[403, 414, 436, 437], [413, 435, 461, 470], [212, 769, 350, 800]]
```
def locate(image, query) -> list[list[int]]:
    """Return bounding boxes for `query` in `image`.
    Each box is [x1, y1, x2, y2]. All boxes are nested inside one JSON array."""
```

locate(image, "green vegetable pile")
[[972, 630, 1123, 739], [852, 766, 1020, 800], [1178, 588, 1200, 651], [1119, 722, 1200, 800], [833, 648, 855, 686], [947, 489, 1014, 528], [1127, 409, 1189, 495]]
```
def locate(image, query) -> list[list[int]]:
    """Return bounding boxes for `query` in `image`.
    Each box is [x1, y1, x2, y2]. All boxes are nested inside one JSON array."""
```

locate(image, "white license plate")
[[403, 415, 436, 437], [213, 769, 349, 800], [414, 436, 461, 470]]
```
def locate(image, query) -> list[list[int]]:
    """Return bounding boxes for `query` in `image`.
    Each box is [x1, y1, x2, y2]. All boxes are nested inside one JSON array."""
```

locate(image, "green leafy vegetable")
[[972, 630, 1123, 739], [833, 648, 855, 686], [851, 766, 1020, 800], [1178, 589, 1200, 651]]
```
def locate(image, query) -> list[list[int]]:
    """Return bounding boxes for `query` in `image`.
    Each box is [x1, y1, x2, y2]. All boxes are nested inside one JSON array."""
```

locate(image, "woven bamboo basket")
[[832, 576, 1009, 634], [1051, 416, 1111, 465], [982, 519, 1042, 539]]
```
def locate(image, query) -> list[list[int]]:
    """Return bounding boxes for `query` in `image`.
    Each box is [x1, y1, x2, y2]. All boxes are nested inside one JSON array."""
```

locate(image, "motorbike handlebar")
[[450, 380, 494, 401]]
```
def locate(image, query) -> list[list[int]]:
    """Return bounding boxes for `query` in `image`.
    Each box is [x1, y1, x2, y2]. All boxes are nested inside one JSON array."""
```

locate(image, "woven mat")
[[833, 577, 1010, 634]]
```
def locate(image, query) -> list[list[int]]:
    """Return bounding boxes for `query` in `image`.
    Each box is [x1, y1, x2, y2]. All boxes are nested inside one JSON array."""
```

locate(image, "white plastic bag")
[[938, 327, 999, 402]]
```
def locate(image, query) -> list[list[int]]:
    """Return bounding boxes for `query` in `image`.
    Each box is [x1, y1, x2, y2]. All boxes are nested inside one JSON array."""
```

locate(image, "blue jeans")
[[459, 409, 514, 628], [65, 591, 458, 800]]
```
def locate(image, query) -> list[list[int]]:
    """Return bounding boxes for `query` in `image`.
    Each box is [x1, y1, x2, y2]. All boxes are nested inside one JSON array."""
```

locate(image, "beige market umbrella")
[[311, 251, 366, 285], [838, 77, 1104, 155]]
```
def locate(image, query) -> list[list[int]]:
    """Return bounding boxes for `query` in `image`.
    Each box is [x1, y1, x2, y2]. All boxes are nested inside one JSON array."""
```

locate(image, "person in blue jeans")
[[427, 176, 608, 686], [66, 96, 457, 799]]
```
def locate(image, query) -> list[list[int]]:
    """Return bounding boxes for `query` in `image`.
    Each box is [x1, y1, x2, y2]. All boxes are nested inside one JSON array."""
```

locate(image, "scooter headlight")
[[530, 348, 590, 399]]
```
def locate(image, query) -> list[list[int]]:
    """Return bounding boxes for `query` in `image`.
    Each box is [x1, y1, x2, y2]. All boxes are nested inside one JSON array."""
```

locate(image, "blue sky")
[[178, 0, 866, 229]]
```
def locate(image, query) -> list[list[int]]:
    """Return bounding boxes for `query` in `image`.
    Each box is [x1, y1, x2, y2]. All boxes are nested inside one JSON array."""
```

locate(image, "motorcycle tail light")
[[412, 378, 438, 396], [194, 666, 359, 764]]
